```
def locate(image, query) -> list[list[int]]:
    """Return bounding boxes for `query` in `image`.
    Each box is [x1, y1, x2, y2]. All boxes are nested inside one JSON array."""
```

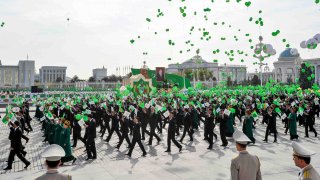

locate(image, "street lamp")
[[253, 36, 276, 86], [294, 58, 301, 82]]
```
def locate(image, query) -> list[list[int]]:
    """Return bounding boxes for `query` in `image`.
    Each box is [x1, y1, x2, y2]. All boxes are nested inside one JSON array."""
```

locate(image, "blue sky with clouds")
[[0, 0, 319, 79]]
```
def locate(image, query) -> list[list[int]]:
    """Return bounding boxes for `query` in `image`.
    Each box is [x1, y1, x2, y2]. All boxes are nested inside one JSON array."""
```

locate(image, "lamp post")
[[294, 58, 301, 83], [253, 36, 275, 86]]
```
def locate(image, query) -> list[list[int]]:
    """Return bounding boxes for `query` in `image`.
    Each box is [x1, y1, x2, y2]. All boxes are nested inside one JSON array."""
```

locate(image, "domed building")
[[273, 48, 301, 83], [167, 52, 247, 84], [273, 48, 320, 84]]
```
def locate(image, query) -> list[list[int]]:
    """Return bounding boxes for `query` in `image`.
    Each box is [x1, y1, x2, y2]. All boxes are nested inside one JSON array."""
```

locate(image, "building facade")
[[273, 48, 320, 84], [167, 54, 247, 83], [93, 66, 107, 82], [0, 60, 35, 88], [39, 66, 67, 84]]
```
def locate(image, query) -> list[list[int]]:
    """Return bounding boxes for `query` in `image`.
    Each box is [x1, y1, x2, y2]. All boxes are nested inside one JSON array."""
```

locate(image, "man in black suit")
[[304, 104, 318, 138], [180, 106, 194, 143], [148, 107, 161, 145], [217, 108, 229, 147], [126, 116, 147, 158], [116, 113, 131, 149], [165, 111, 182, 153], [85, 115, 97, 160], [3, 121, 31, 170], [105, 111, 121, 142], [204, 110, 217, 149], [263, 106, 278, 143]]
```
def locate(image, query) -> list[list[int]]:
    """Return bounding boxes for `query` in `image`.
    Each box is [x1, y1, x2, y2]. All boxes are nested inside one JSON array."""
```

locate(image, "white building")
[[39, 66, 67, 84], [0, 60, 35, 88], [93, 66, 107, 82], [167, 53, 247, 83], [273, 48, 320, 84]]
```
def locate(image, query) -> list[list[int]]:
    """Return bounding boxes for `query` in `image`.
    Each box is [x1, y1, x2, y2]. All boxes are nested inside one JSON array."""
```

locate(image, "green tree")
[[251, 75, 260, 86], [299, 63, 313, 89]]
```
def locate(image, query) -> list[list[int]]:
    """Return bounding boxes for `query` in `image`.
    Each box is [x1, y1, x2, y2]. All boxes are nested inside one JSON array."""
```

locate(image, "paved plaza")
[[0, 109, 319, 180]]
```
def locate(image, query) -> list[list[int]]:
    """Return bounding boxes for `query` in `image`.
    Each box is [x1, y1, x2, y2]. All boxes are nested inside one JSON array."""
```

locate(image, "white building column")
[[314, 64, 318, 84]]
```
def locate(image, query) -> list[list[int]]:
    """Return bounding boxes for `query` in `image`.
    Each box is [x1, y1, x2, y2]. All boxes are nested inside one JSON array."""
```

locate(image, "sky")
[[0, 0, 320, 79]]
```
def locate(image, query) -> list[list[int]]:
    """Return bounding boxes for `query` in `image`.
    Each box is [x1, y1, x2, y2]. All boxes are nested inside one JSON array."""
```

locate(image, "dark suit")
[[85, 119, 97, 158], [127, 122, 146, 156], [304, 108, 317, 137], [117, 118, 131, 148], [264, 112, 277, 142], [7, 127, 30, 168], [205, 115, 217, 149], [180, 112, 194, 142], [218, 114, 229, 146], [105, 115, 121, 142], [166, 117, 182, 151], [148, 113, 161, 145]]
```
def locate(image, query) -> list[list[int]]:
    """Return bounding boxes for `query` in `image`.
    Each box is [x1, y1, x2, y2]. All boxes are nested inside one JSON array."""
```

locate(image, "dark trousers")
[[128, 139, 146, 155], [305, 121, 317, 137], [117, 133, 131, 148], [220, 131, 228, 146], [73, 130, 85, 147], [22, 134, 29, 142], [148, 128, 161, 144], [7, 149, 29, 168], [157, 121, 162, 133], [101, 121, 110, 137], [167, 135, 182, 151], [141, 125, 150, 139], [85, 139, 96, 158], [264, 127, 277, 141], [180, 127, 193, 142], [105, 127, 121, 142], [205, 131, 217, 148]]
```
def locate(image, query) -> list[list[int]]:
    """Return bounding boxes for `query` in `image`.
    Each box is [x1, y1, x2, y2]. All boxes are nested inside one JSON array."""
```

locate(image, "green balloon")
[[307, 77, 312, 81], [75, 114, 82, 121], [302, 69, 306, 73]]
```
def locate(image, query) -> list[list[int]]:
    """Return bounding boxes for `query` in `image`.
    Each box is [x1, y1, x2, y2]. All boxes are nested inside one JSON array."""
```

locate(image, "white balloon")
[[271, 49, 276, 55], [263, 44, 273, 54], [313, 34, 320, 43], [306, 38, 318, 49], [290, 48, 299, 56], [300, 41, 307, 49]]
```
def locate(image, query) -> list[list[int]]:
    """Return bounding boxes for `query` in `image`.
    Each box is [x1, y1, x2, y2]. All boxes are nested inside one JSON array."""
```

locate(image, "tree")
[[227, 77, 232, 86], [184, 69, 193, 79], [70, 75, 79, 83], [299, 63, 314, 89], [56, 77, 63, 83], [88, 76, 96, 82], [198, 68, 213, 81], [251, 75, 260, 86]]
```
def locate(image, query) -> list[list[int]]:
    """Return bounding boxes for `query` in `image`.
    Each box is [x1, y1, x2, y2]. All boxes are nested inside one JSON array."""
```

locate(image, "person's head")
[[293, 154, 311, 169], [63, 120, 71, 128], [169, 111, 173, 119], [88, 114, 93, 120], [236, 142, 247, 151], [45, 160, 61, 169], [245, 109, 251, 116], [292, 142, 315, 169], [13, 121, 20, 128], [291, 107, 296, 113], [41, 144, 65, 170]]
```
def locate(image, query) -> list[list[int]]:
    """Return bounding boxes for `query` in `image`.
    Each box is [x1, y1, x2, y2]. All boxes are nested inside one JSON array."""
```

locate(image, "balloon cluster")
[[300, 33, 320, 49]]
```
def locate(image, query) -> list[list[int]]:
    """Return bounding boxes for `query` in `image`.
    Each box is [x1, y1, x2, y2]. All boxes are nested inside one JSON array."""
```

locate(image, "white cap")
[[41, 144, 65, 161], [184, 105, 189, 109], [292, 142, 316, 158], [233, 130, 251, 145]]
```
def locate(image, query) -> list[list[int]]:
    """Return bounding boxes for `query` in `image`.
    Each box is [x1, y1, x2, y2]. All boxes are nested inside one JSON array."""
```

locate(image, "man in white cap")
[[231, 130, 262, 180], [36, 144, 72, 180], [292, 142, 320, 180]]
